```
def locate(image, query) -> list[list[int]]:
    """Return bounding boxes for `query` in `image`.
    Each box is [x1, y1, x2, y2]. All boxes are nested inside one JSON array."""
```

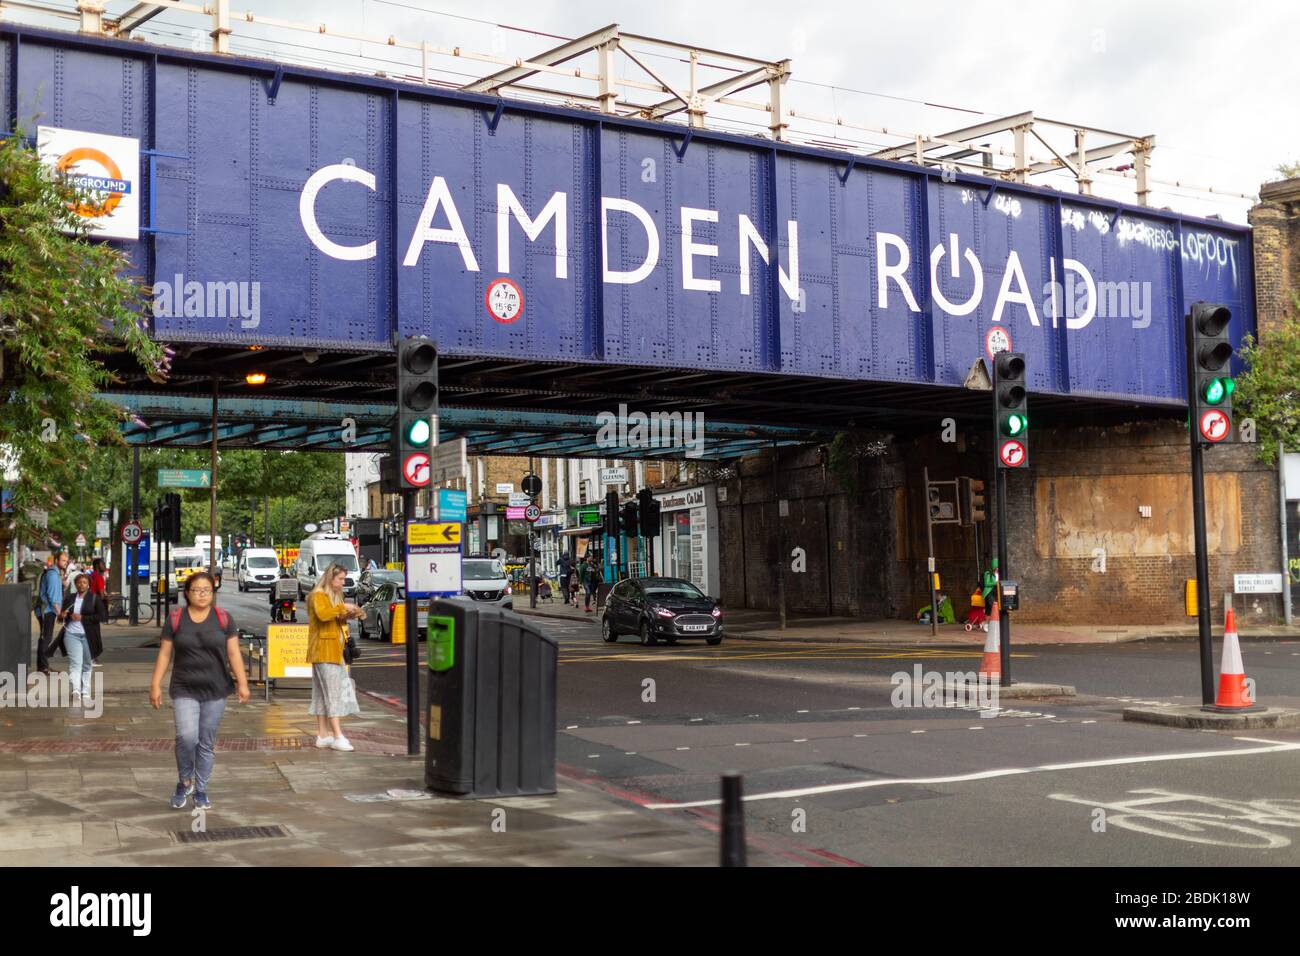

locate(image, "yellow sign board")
[[408, 522, 461, 546], [266, 623, 311, 678]]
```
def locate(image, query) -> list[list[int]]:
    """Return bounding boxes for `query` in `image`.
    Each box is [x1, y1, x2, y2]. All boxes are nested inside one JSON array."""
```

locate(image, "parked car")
[[237, 547, 282, 592], [355, 568, 404, 605], [355, 582, 428, 642], [602, 576, 723, 646]]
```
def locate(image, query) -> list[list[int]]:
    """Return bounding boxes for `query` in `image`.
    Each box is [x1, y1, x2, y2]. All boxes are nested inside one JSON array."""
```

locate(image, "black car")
[[602, 576, 723, 646]]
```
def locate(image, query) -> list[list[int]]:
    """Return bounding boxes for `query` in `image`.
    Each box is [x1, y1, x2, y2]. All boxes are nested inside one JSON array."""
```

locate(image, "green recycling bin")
[[425, 599, 558, 798]]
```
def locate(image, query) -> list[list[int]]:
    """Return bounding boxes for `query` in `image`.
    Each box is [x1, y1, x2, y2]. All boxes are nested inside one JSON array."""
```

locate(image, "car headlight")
[[711, 608, 722, 618], [653, 606, 675, 618]]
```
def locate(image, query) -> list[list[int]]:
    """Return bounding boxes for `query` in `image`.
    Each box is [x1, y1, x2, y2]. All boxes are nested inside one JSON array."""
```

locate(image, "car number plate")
[[681, 624, 708, 632]]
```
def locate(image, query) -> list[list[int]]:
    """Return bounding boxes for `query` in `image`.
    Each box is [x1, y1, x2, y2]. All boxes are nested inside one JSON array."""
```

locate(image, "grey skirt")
[[309, 662, 360, 718]]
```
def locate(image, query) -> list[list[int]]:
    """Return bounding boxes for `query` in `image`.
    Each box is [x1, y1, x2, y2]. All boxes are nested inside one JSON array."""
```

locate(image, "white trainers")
[[331, 736, 355, 752], [314, 736, 334, 749]]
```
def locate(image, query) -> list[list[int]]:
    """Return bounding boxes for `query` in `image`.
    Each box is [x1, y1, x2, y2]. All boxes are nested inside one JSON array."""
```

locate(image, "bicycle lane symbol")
[[1049, 789, 1300, 849]]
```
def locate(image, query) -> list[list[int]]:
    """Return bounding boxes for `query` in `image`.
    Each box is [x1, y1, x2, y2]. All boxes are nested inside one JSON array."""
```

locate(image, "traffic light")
[[395, 336, 438, 489], [620, 500, 639, 537], [603, 490, 621, 538], [993, 352, 1029, 469], [960, 477, 986, 525], [155, 492, 182, 544], [637, 487, 661, 538], [1187, 302, 1234, 445]]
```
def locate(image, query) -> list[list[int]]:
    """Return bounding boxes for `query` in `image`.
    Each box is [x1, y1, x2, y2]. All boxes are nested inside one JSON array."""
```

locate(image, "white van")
[[237, 547, 281, 592], [297, 534, 360, 598]]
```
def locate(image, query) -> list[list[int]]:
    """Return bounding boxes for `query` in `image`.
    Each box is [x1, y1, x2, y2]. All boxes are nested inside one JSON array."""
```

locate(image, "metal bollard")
[[720, 773, 747, 867]]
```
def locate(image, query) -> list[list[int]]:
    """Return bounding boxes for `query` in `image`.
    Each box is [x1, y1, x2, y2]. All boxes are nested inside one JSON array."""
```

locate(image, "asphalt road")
[[226, 592, 1300, 866]]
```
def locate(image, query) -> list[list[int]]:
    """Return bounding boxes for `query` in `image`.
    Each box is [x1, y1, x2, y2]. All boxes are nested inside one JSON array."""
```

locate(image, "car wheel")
[[706, 637, 723, 646], [601, 616, 617, 643], [639, 621, 658, 647]]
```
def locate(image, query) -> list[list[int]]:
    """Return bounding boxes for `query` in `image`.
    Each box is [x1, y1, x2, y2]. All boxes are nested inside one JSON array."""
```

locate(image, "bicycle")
[[105, 591, 155, 624]]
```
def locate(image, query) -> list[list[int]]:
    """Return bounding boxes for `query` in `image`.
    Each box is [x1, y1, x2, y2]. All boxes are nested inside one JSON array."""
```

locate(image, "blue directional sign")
[[437, 489, 467, 523]]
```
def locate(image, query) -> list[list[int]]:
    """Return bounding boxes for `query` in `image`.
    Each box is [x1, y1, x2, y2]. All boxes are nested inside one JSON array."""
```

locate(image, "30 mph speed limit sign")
[[120, 520, 143, 545]]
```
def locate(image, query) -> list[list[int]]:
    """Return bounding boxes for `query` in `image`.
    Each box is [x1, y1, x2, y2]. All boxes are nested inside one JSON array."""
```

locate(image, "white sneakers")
[[315, 736, 334, 748], [331, 737, 355, 752]]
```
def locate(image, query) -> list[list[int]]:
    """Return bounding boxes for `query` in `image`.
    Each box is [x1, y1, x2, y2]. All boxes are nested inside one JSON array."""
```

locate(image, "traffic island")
[[1123, 704, 1300, 730], [939, 676, 1076, 704]]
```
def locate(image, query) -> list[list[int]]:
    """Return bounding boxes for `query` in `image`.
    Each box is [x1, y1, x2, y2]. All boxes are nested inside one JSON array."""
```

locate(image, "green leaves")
[[1236, 294, 1300, 464], [0, 128, 165, 541]]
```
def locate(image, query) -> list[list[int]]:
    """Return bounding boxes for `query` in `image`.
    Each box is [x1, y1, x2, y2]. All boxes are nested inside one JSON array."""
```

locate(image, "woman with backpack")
[[148, 571, 250, 810]]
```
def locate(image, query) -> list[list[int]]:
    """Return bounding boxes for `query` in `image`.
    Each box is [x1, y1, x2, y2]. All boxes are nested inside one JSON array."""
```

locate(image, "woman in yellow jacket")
[[307, 562, 365, 751]]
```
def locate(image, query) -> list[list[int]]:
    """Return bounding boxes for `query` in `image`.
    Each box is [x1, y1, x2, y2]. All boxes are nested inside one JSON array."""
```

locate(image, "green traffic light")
[[1224, 378, 1235, 397], [405, 418, 431, 446], [1203, 378, 1225, 404], [1003, 413, 1026, 437]]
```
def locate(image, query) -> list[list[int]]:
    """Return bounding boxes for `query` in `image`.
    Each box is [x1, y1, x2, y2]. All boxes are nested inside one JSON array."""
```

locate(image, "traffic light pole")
[[529, 456, 537, 610], [996, 467, 1011, 687], [1186, 312, 1215, 705], [403, 487, 420, 756], [923, 467, 938, 638], [129, 447, 140, 626]]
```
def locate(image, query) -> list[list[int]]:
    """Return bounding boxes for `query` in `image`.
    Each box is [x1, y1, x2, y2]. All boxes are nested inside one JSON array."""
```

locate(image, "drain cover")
[[174, 824, 288, 844]]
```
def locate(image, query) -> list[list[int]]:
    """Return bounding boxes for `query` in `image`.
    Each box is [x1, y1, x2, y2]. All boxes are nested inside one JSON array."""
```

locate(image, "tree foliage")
[[0, 128, 167, 540], [1236, 293, 1300, 464]]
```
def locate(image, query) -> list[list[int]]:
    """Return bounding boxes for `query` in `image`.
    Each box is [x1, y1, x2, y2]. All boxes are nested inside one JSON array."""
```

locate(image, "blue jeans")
[[173, 697, 226, 792], [64, 632, 93, 698]]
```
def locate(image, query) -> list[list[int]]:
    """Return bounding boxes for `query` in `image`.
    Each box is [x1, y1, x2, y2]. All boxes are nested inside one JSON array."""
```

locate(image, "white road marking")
[[566, 724, 579, 729], [853, 734, 868, 738], [911, 730, 926, 734], [675, 746, 690, 751], [587, 754, 600, 758], [735, 742, 750, 747], [1081, 720, 1097, 724], [644, 740, 1300, 810], [626, 720, 641, 725], [968, 727, 984, 731], [793, 738, 808, 743], [797, 710, 809, 714], [690, 718, 703, 722]]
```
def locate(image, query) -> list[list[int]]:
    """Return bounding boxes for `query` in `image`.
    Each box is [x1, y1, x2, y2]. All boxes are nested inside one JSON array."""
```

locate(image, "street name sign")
[[1234, 573, 1283, 594]]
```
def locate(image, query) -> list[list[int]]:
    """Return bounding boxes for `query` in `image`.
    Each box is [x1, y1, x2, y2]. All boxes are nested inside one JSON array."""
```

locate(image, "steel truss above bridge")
[[103, 392, 815, 459]]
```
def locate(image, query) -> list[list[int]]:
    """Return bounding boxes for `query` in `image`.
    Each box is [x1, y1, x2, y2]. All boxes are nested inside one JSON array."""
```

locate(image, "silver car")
[[454, 557, 513, 608]]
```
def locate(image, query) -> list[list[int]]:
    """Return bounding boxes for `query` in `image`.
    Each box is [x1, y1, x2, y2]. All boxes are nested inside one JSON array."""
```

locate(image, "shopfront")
[[652, 486, 720, 598]]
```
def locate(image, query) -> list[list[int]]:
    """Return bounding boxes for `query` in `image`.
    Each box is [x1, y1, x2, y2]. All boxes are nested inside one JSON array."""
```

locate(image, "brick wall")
[[1249, 177, 1300, 339], [717, 419, 1285, 625]]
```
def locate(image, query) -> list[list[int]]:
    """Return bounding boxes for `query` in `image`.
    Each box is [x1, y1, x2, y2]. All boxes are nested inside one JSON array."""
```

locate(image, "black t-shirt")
[[162, 607, 238, 701]]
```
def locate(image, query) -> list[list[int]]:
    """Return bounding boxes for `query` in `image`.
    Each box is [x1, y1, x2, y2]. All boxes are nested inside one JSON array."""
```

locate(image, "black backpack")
[[32, 568, 55, 614]]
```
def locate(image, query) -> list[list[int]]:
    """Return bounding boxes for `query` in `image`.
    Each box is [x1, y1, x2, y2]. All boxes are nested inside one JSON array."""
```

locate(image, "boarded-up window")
[[1034, 474, 1240, 557]]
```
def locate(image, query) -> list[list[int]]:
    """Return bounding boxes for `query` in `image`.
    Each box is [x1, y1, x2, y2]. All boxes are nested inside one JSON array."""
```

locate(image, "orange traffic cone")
[[1207, 607, 1260, 712], [979, 602, 1001, 679]]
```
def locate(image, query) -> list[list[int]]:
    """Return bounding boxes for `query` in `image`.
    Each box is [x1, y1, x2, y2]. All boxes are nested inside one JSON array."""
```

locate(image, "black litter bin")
[[425, 599, 557, 798], [0, 584, 33, 678]]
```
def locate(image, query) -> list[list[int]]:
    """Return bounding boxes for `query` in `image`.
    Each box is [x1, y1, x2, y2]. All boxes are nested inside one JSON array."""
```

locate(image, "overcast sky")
[[21, 0, 1300, 221]]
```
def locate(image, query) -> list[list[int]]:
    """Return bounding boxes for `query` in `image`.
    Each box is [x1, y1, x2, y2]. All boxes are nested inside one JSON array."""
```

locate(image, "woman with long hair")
[[148, 571, 249, 810], [306, 562, 365, 751]]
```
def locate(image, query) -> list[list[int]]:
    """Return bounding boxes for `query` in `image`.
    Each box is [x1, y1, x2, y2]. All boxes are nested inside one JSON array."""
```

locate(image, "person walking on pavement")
[[582, 552, 600, 613], [558, 551, 573, 605], [306, 562, 365, 751], [148, 572, 250, 810], [51, 573, 103, 707], [36, 551, 70, 675], [88, 558, 108, 665]]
